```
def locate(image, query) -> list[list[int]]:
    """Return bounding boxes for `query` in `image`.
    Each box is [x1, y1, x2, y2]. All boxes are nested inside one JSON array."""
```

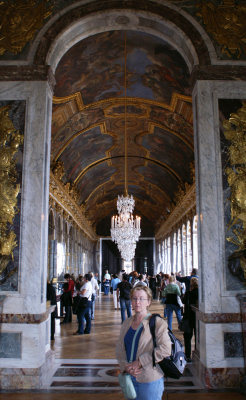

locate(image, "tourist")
[[176, 268, 198, 291], [116, 285, 171, 400], [103, 269, 111, 295], [74, 273, 93, 335], [117, 273, 132, 322], [162, 275, 182, 331], [111, 273, 121, 309], [60, 273, 74, 324], [181, 277, 199, 362], [89, 271, 99, 320]]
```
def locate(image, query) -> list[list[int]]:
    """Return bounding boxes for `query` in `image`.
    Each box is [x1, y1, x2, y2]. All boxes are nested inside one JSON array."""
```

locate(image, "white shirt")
[[81, 281, 93, 300], [91, 277, 99, 294], [104, 273, 111, 280]]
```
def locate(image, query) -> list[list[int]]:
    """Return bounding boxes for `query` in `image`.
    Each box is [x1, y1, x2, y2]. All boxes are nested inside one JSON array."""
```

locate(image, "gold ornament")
[[0, 0, 53, 55], [197, 0, 246, 58], [0, 105, 23, 275], [223, 102, 246, 281]]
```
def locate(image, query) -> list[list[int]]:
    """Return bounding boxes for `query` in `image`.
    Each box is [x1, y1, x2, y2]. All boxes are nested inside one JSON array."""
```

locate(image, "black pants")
[[63, 305, 72, 322], [183, 325, 196, 358]]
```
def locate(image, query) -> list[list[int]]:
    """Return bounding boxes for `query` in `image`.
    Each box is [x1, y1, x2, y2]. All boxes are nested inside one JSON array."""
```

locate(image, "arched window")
[[172, 232, 177, 273], [193, 215, 198, 269], [182, 224, 187, 275], [167, 237, 171, 274], [177, 229, 182, 273], [187, 220, 192, 274]]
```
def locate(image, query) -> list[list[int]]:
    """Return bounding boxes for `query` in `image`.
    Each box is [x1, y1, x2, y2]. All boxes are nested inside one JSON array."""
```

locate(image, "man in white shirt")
[[89, 271, 99, 320], [75, 273, 93, 335], [103, 269, 111, 295]]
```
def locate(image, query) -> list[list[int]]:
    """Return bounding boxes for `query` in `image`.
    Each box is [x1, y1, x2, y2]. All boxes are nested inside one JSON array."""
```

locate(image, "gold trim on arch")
[[53, 92, 84, 110], [53, 92, 192, 114], [54, 122, 110, 162], [84, 172, 119, 204], [75, 153, 182, 187], [74, 156, 112, 184], [148, 121, 193, 151], [104, 101, 151, 119]]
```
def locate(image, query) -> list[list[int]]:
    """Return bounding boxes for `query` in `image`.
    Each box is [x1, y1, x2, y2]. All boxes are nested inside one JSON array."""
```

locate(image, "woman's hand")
[[125, 360, 142, 377]]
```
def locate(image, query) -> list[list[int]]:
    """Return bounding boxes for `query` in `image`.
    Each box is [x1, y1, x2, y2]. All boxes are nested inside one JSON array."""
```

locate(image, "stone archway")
[[1, 0, 245, 390]]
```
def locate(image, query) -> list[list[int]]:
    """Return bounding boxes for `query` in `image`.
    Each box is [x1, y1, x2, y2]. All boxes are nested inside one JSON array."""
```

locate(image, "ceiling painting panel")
[[54, 31, 191, 104], [57, 125, 113, 182], [52, 29, 193, 235]]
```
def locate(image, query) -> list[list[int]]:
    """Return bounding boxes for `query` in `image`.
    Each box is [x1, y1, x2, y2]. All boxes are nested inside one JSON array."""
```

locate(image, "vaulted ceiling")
[[51, 30, 194, 237]]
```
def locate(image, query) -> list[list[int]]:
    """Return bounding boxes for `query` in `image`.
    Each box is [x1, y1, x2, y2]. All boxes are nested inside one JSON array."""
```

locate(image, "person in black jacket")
[[176, 268, 198, 291], [117, 273, 132, 323], [182, 277, 198, 362], [47, 279, 57, 341]]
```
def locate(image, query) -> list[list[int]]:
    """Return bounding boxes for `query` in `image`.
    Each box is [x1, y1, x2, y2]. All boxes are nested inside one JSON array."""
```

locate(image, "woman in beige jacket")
[[116, 285, 171, 400]]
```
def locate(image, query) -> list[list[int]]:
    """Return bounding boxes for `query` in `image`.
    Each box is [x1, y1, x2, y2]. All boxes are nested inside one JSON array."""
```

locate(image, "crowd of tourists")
[[47, 271, 100, 337]]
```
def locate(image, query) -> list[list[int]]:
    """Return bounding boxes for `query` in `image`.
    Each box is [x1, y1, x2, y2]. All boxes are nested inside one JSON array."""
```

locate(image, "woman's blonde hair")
[[169, 275, 175, 283], [130, 285, 153, 303], [190, 277, 198, 290]]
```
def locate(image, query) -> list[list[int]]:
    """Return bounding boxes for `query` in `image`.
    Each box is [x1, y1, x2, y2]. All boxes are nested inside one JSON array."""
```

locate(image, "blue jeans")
[[120, 298, 132, 322], [166, 304, 182, 331], [130, 376, 164, 400], [104, 282, 110, 295], [77, 301, 92, 334], [91, 294, 96, 319]]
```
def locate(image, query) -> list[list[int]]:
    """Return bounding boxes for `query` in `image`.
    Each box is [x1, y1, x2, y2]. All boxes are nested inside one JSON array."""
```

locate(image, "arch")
[[31, 1, 214, 70], [57, 215, 62, 243], [48, 209, 55, 240]]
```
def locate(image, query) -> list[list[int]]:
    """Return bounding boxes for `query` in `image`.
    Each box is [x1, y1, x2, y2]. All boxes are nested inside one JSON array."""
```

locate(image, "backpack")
[[149, 313, 187, 379]]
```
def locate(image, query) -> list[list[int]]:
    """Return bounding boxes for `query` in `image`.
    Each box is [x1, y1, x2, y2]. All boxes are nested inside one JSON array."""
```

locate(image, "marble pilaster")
[[0, 80, 54, 388], [192, 80, 246, 389]]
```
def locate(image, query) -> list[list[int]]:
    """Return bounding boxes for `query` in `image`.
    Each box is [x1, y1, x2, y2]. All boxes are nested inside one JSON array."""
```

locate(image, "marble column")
[[192, 80, 246, 389], [0, 79, 55, 388]]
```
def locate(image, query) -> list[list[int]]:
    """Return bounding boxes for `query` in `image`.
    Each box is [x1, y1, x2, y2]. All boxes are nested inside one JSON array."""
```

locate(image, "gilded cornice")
[[155, 183, 196, 240], [49, 171, 97, 241]]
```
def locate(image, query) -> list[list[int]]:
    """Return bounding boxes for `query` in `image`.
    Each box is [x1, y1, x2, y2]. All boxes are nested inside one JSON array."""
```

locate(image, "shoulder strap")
[[149, 313, 162, 367], [129, 322, 143, 363]]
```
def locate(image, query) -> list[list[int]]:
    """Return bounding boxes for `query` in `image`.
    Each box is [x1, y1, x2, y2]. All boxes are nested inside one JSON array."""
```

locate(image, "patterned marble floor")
[[48, 357, 203, 393]]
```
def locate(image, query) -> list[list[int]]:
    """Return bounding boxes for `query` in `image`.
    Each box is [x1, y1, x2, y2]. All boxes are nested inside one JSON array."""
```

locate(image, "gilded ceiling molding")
[[54, 122, 109, 162], [197, 0, 246, 58], [74, 156, 113, 184], [155, 183, 196, 240], [0, 0, 53, 55], [53, 92, 84, 110], [104, 102, 150, 119], [49, 171, 97, 241], [147, 121, 193, 152], [84, 172, 118, 204], [53, 92, 192, 114]]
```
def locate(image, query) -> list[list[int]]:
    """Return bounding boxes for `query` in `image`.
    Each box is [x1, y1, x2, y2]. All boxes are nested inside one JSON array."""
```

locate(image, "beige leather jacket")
[[115, 315, 172, 383]]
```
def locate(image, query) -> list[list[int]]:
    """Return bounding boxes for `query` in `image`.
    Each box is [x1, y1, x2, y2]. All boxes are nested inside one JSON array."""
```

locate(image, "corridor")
[[0, 295, 244, 400]]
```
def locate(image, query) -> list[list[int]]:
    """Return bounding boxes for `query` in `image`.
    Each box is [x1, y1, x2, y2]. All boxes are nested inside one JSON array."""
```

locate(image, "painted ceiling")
[[51, 30, 194, 236]]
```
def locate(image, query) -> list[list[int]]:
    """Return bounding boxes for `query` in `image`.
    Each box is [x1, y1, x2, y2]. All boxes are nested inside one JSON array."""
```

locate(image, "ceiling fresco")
[[51, 30, 194, 236]]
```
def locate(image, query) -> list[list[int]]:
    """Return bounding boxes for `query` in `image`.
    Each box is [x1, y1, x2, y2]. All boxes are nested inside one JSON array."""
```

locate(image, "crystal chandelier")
[[110, 34, 141, 261], [111, 195, 141, 261]]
